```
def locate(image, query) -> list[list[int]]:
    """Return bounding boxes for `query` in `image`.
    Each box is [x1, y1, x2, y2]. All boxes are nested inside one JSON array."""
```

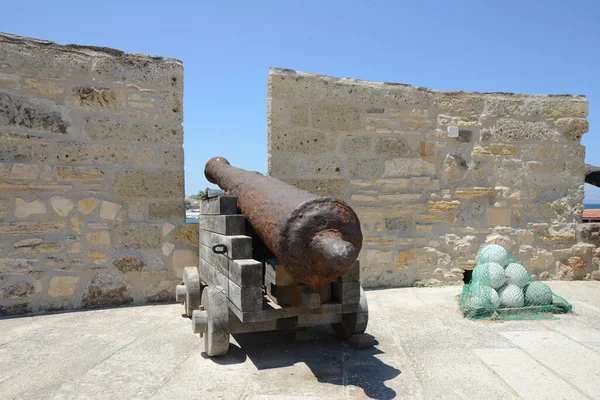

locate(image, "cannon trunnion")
[[176, 158, 369, 357]]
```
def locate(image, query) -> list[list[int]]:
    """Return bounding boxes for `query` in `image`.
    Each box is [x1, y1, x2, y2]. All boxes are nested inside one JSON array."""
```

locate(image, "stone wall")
[[0, 33, 198, 316], [268, 68, 597, 287]]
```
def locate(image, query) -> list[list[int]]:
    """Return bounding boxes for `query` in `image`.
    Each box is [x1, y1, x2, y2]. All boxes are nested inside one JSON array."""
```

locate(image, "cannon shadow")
[[204, 325, 401, 400]]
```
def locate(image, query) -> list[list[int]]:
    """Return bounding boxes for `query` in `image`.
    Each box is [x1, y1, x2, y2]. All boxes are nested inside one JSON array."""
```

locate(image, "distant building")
[[582, 209, 600, 223]]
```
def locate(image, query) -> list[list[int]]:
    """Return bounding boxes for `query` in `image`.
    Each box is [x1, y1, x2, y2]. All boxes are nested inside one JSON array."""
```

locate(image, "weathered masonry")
[[0, 33, 198, 315], [268, 68, 600, 287]]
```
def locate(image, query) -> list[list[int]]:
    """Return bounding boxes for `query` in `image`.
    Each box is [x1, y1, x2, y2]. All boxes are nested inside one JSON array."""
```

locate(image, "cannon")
[[176, 157, 369, 357]]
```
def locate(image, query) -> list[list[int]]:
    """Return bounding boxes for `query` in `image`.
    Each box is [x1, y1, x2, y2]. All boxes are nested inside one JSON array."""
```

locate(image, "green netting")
[[460, 244, 573, 320]]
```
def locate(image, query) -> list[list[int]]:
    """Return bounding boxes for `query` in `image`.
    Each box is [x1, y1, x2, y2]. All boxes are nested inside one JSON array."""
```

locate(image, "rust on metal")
[[205, 156, 362, 285]]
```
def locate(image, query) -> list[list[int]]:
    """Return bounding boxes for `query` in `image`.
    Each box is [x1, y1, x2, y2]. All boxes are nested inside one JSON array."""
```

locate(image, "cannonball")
[[524, 281, 553, 306], [478, 244, 509, 267], [468, 284, 500, 311], [472, 262, 506, 289], [498, 284, 525, 308], [505, 263, 531, 288]]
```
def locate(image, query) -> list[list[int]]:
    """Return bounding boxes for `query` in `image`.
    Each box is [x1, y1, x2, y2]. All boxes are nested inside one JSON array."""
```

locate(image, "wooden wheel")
[[195, 286, 230, 357], [332, 286, 369, 340], [182, 267, 202, 317]]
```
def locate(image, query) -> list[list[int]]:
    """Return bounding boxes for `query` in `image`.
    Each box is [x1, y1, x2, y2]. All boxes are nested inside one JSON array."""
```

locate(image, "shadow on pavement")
[[204, 325, 401, 400]]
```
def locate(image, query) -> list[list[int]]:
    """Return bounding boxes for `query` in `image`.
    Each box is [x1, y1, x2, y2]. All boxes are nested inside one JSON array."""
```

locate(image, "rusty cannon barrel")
[[204, 157, 362, 286]]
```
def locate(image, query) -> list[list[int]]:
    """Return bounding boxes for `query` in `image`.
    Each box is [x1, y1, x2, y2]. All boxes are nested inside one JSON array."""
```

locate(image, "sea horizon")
[[584, 203, 600, 209]]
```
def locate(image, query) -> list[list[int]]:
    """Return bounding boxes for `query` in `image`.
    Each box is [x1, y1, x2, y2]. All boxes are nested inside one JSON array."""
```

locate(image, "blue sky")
[[4, 0, 599, 202]]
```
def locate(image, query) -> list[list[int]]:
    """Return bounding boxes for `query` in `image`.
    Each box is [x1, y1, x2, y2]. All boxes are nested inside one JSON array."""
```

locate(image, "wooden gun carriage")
[[175, 157, 368, 357]]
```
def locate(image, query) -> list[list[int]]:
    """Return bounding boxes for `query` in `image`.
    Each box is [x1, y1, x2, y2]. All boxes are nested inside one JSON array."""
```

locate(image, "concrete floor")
[[1, 282, 600, 400]]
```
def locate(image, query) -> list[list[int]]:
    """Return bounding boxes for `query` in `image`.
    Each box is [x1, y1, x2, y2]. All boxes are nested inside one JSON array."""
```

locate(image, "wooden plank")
[[199, 214, 246, 235], [230, 259, 263, 288], [199, 243, 228, 277], [200, 230, 252, 260], [200, 243, 262, 288], [264, 258, 295, 286], [332, 281, 360, 305], [200, 196, 238, 215], [298, 312, 343, 327], [199, 259, 228, 295], [228, 311, 277, 334], [228, 279, 263, 312]]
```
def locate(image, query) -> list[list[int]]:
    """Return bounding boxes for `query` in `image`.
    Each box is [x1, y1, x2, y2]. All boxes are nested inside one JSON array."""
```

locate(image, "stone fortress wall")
[[267, 68, 600, 287], [0, 33, 198, 315]]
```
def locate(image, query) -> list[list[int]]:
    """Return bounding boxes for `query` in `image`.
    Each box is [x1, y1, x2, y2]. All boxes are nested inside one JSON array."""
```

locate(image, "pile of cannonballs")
[[467, 244, 554, 311]]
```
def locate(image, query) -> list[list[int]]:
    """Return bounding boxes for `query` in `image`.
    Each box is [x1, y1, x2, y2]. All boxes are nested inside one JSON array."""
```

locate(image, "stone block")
[[347, 158, 382, 178], [482, 97, 543, 118], [270, 126, 336, 156], [82, 272, 132, 308], [310, 104, 360, 132], [0, 222, 62, 237], [435, 92, 484, 115], [70, 86, 125, 112], [88, 251, 107, 264], [541, 97, 588, 118], [442, 154, 467, 183], [487, 208, 512, 226], [492, 119, 559, 142], [375, 137, 410, 156], [521, 143, 562, 160], [0, 132, 53, 163], [56, 166, 105, 181], [163, 222, 175, 236], [524, 162, 566, 187], [128, 203, 148, 221], [113, 256, 146, 273], [418, 142, 436, 157], [0, 199, 9, 219], [290, 103, 309, 127], [134, 147, 157, 168], [92, 55, 183, 91], [159, 147, 184, 169], [383, 158, 435, 177], [50, 196, 74, 217], [56, 141, 132, 165], [70, 217, 83, 234], [115, 224, 161, 249], [15, 198, 47, 219], [471, 144, 517, 158], [555, 117, 589, 141], [172, 223, 199, 246], [159, 91, 183, 122], [48, 276, 79, 298], [162, 242, 175, 256], [304, 157, 343, 177], [113, 170, 183, 200], [100, 201, 122, 220], [10, 163, 39, 180], [0, 280, 38, 299], [0, 91, 69, 133], [455, 187, 494, 199], [428, 201, 460, 213], [86, 231, 111, 246], [284, 178, 348, 198], [148, 201, 184, 220], [342, 136, 372, 156], [77, 198, 99, 215], [494, 161, 524, 186]]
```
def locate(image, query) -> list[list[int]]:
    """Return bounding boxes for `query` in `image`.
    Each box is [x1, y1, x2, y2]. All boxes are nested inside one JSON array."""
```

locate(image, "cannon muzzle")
[[204, 157, 362, 285]]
